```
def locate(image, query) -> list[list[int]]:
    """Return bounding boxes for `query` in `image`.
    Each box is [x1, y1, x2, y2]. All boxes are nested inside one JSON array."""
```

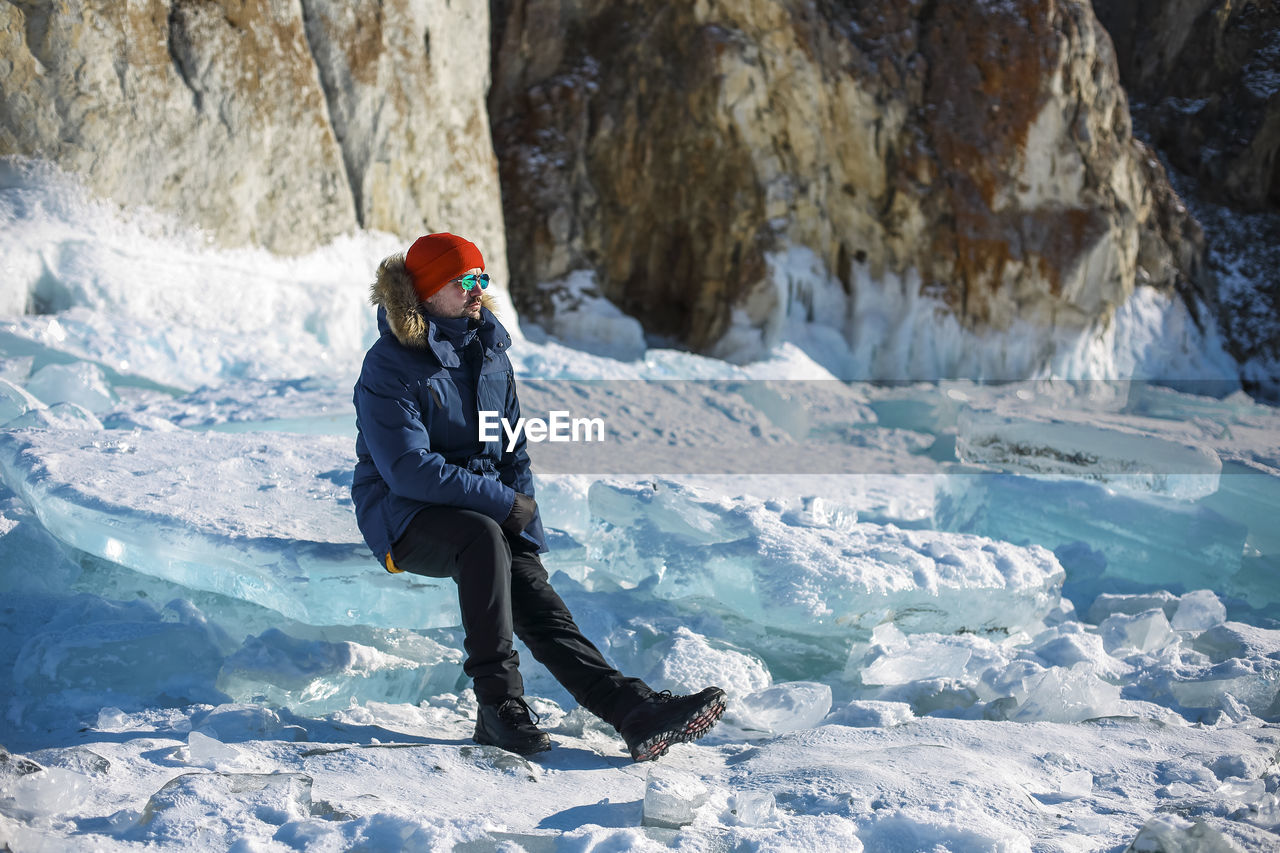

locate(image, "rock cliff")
[[0, 0, 508, 279], [1093, 0, 1279, 212], [1093, 0, 1279, 398], [490, 0, 1205, 368], [2, 0, 1219, 379]]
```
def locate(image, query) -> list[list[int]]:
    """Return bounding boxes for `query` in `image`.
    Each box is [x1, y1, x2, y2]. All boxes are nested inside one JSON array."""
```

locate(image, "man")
[[351, 232, 725, 759]]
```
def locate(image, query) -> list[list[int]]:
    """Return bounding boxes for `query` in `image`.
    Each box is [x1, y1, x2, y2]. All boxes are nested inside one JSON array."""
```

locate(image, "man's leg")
[[391, 506, 522, 705], [393, 511, 723, 759], [507, 540, 652, 728]]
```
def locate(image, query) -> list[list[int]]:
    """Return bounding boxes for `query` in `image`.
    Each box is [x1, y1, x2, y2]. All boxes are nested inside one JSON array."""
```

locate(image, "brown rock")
[[298, 0, 509, 277], [491, 0, 1201, 367], [0, 0, 355, 253], [1094, 0, 1279, 397], [1093, 0, 1280, 212], [0, 0, 507, 268]]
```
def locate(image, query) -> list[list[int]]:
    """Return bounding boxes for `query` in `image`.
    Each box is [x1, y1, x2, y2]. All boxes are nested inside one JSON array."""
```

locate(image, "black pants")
[[391, 505, 651, 728]]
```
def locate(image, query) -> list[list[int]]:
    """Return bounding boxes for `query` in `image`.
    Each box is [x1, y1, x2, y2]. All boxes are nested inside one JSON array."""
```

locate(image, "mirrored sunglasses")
[[453, 273, 490, 292]]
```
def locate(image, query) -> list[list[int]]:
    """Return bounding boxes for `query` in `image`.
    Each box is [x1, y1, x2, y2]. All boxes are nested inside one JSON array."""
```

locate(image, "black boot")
[[473, 697, 552, 756], [618, 686, 727, 762]]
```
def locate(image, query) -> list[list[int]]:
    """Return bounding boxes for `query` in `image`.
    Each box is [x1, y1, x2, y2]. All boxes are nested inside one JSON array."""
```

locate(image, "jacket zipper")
[[472, 341, 485, 419]]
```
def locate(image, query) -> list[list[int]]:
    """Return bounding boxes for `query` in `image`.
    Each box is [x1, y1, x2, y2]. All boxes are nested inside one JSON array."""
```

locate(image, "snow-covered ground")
[[2, 162, 1279, 852]]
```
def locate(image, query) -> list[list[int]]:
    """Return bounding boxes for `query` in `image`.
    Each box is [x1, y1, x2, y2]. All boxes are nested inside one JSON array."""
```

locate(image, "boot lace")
[[498, 697, 541, 727]]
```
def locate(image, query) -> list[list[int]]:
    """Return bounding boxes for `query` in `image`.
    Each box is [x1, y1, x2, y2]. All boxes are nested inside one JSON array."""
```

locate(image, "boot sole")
[[472, 734, 552, 756], [630, 692, 727, 762]]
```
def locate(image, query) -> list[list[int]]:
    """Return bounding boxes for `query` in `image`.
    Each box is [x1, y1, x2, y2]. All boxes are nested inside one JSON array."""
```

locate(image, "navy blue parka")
[[351, 253, 545, 570]]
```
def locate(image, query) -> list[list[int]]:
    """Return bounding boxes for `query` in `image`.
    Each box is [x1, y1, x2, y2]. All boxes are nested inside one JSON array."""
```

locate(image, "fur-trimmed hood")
[[371, 252, 501, 348]]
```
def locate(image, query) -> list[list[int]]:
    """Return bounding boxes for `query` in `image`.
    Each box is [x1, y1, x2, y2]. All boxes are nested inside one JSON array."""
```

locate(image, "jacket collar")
[[427, 307, 510, 367], [370, 251, 511, 366]]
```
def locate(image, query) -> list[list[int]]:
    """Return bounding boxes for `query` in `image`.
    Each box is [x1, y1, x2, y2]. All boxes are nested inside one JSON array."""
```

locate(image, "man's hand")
[[501, 493, 537, 535]]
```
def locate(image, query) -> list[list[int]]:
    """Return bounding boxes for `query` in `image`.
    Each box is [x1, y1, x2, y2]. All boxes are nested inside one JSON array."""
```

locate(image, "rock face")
[[1093, 0, 1279, 399], [490, 0, 1204, 367], [0, 0, 508, 274], [1, 0, 1223, 378], [1093, 0, 1280, 213], [297, 0, 508, 264]]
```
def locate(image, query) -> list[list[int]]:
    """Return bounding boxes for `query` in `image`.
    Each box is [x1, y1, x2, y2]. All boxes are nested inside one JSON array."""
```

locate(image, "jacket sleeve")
[[354, 371, 515, 521], [496, 374, 535, 499]]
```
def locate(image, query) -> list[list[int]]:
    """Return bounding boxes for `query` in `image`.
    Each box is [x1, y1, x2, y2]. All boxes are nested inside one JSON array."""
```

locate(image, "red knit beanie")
[[405, 233, 485, 301]]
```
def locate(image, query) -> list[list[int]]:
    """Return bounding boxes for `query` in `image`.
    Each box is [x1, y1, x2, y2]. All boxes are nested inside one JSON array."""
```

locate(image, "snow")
[[527, 269, 648, 362], [1, 164, 1279, 851], [716, 246, 1242, 388]]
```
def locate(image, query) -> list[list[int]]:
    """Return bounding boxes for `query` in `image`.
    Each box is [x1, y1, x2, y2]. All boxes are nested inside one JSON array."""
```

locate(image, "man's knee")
[[393, 507, 508, 577], [455, 512, 510, 561]]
